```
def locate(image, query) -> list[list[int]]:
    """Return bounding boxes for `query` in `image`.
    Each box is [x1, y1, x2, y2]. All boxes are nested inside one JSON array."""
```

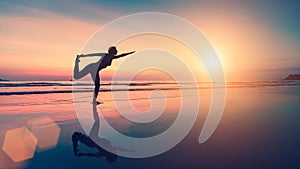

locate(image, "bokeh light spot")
[[27, 117, 60, 151], [2, 127, 38, 162]]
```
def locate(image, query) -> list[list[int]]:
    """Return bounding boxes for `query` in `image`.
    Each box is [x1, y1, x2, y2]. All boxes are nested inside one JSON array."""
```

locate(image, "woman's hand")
[[128, 51, 135, 54], [76, 55, 81, 62]]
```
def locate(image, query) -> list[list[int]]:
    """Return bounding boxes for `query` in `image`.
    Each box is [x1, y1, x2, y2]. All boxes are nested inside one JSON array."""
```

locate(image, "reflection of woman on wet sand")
[[73, 46, 135, 104], [71, 97, 135, 162], [72, 103, 118, 162]]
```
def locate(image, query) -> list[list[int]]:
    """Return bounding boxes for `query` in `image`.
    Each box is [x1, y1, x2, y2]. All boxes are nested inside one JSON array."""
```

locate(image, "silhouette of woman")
[[73, 46, 135, 104]]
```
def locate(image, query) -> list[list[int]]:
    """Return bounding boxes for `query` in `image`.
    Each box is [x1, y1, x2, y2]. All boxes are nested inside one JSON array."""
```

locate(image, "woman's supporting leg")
[[93, 73, 100, 103]]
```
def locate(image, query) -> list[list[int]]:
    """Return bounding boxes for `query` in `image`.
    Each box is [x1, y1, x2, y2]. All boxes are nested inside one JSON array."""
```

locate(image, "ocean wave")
[[0, 81, 175, 87], [0, 82, 91, 87], [0, 81, 299, 96], [0, 87, 180, 96]]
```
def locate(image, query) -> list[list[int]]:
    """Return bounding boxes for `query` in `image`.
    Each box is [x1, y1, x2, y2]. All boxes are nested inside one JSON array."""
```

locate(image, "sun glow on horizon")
[[0, 1, 299, 81]]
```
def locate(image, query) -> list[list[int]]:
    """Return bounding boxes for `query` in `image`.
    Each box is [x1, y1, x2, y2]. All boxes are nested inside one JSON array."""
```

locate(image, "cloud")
[[262, 57, 293, 62], [273, 67, 300, 73], [0, 0, 176, 23], [0, 1, 123, 23], [0, 7, 103, 80], [251, 66, 300, 72]]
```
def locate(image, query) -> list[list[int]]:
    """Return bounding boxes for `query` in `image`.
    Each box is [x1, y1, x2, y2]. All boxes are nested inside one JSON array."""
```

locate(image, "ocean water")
[[0, 80, 300, 169]]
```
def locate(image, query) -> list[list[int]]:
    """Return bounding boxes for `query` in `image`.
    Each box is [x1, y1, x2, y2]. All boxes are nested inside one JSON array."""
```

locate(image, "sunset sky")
[[0, 0, 299, 81]]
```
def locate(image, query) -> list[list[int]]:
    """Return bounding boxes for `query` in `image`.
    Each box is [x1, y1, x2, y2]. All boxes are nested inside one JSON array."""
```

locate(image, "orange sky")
[[0, 1, 299, 81]]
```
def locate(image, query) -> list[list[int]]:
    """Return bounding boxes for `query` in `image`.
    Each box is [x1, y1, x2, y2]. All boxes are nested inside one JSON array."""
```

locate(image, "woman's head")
[[108, 46, 118, 56]]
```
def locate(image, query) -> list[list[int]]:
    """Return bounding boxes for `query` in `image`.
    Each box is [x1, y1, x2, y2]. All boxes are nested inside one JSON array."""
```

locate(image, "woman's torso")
[[98, 54, 113, 70]]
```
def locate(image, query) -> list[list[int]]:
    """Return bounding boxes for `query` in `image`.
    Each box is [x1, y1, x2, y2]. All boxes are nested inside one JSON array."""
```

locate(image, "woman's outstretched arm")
[[78, 53, 106, 57], [114, 51, 135, 59]]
